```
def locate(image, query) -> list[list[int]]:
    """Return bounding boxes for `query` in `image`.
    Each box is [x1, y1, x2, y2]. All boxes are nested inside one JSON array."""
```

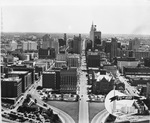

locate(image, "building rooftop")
[[8, 71, 28, 74], [2, 77, 21, 82], [43, 71, 55, 74], [95, 71, 113, 82], [117, 57, 139, 61]]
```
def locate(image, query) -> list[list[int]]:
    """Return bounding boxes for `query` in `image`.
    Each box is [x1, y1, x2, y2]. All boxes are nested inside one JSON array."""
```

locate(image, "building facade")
[[86, 50, 100, 68], [89, 23, 101, 49], [117, 58, 139, 73], [42, 72, 56, 89], [42, 34, 53, 49], [6, 71, 32, 93], [60, 67, 78, 93], [1, 77, 22, 98], [73, 35, 82, 54], [110, 38, 118, 61], [92, 70, 114, 94], [67, 54, 80, 67]]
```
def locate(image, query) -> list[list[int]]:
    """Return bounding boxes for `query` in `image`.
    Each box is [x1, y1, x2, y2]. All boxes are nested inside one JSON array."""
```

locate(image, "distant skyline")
[[1, 0, 150, 35]]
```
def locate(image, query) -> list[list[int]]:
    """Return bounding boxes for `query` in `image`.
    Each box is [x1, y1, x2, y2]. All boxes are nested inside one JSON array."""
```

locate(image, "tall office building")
[[42, 34, 53, 49], [89, 23, 101, 49], [58, 39, 66, 47], [110, 38, 118, 61], [46, 69, 61, 90], [73, 34, 82, 54], [129, 38, 141, 51], [52, 39, 59, 55], [64, 33, 67, 46]]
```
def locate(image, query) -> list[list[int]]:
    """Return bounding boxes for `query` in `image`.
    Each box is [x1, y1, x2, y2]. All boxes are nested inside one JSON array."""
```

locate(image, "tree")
[[34, 99, 37, 104]]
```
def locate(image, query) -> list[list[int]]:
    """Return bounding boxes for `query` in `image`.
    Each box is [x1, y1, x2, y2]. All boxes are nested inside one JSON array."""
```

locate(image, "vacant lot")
[[89, 102, 105, 122], [47, 101, 79, 123]]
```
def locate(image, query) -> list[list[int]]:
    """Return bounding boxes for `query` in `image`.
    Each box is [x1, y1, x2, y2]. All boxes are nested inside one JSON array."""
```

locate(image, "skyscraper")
[[42, 34, 53, 49], [89, 22, 101, 49], [110, 38, 118, 61], [73, 34, 82, 54]]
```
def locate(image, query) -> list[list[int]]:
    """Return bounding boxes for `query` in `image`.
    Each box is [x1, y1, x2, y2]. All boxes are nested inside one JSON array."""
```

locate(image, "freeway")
[[91, 109, 109, 123]]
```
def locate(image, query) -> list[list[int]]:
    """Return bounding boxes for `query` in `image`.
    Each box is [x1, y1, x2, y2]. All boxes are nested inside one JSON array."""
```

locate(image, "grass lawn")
[[89, 102, 105, 122], [47, 101, 79, 123]]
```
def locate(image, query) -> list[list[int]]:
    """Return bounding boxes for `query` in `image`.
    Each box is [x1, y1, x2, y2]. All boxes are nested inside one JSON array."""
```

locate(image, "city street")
[[79, 39, 90, 123]]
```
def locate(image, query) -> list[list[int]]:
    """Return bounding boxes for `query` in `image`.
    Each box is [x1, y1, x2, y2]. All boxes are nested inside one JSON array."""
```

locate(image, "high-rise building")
[[6, 71, 32, 93], [22, 41, 38, 51], [8, 65, 35, 84], [1, 77, 22, 98], [52, 39, 59, 55], [42, 72, 56, 89], [58, 39, 66, 47], [60, 67, 78, 93], [89, 23, 101, 49], [73, 34, 82, 54], [42, 34, 53, 49], [110, 38, 118, 61], [129, 38, 141, 51], [105, 41, 111, 53], [64, 33, 67, 45], [46, 69, 61, 90]]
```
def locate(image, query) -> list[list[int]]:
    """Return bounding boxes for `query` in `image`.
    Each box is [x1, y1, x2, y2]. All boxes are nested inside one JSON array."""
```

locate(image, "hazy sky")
[[1, 0, 150, 34]]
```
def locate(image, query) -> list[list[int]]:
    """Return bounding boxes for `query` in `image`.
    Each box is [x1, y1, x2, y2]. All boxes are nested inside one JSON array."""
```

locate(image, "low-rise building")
[[92, 70, 114, 95], [56, 53, 67, 61], [55, 61, 67, 68], [123, 66, 150, 78], [117, 57, 139, 73], [67, 54, 80, 67]]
